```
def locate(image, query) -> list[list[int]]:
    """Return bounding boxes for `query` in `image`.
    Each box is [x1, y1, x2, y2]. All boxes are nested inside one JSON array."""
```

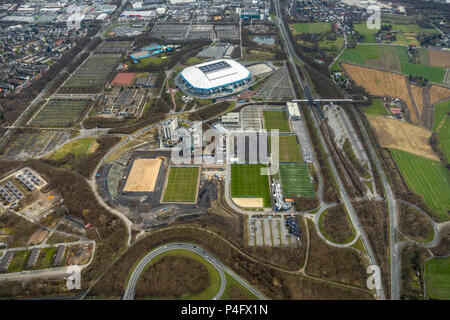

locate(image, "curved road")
[[123, 243, 266, 300]]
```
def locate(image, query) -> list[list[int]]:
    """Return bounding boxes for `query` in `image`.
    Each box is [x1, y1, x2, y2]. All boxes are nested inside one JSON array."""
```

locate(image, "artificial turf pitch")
[[279, 163, 314, 197], [162, 167, 199, 202]]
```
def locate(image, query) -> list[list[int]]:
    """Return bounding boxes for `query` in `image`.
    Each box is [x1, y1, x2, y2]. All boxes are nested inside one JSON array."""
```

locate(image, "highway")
[[123, 243, 266, 300], [273, 0, 386, 300]]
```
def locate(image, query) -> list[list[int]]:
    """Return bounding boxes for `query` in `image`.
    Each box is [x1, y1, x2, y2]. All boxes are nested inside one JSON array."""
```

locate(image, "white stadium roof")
[[180, 59, 251, 90]]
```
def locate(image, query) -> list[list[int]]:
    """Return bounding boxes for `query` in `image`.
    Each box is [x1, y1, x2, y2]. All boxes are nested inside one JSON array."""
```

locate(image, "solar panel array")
[[198, 60, 231, 74]]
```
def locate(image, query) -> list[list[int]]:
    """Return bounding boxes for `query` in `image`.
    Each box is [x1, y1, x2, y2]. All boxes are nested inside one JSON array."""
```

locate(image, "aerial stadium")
[[175, 59, 253, 98]]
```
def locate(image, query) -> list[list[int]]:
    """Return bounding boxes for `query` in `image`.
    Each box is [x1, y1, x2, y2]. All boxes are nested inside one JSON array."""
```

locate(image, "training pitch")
[[162, 167, 200, 202], [123, 158, 162, 192], [231, 164, 271, 207], [263, 110, 291, 132], [279, 163, 314, 197]]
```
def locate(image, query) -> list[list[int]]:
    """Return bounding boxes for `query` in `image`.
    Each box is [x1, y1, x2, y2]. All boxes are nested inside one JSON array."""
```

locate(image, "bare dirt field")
[[427, 50, 450, 68], [343, 63, 450, 127], [123, 158, 162, 192], [232, 197, 263, 208], [368, 117, 439, 160], [429, 84, 450, 105], [342, 63, 417, 121], [27, 228, 49, 246]]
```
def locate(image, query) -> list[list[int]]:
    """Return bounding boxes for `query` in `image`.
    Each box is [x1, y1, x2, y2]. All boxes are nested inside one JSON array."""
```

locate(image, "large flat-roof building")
[[287, 102, 300, 120], [176, 59, 252, 97]]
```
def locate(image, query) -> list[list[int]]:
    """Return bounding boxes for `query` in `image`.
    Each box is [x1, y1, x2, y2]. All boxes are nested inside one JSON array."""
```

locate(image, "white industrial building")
[[287, 102, 300, 120], [177, 59, 252, 97], [163, 117, 178, 139]]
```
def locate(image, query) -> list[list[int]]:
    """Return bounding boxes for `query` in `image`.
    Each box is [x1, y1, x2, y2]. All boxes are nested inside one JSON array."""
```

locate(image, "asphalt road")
[[123, 243, 266, 300], [274, 0, 385, 300]]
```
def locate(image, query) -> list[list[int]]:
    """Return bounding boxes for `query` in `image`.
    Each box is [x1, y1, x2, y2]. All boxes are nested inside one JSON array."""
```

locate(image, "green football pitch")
[[263, 110, 291, 132], [231, 164, 271, 207], [279, 163, 314, 197], [162, 167, 199, 202]]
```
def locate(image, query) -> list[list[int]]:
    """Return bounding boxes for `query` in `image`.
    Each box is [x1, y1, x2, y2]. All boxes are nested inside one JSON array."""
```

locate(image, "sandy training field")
[[232, 197, 263, 208], [111, 72, 137, 86], [368, 117, 439, 161], [123, 158, 162, 192]]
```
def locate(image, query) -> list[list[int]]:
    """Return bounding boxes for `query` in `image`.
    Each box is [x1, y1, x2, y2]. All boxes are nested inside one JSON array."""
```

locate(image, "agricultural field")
[[352, 23, 438, 45], [425, 50, 450, 68], [269, 135, 302, 162], [432, 100, 450, 131], [263, 110, 291, 132], [425, 257, 450, 300], [231, 164, 271, 207], [363, 98, 389, 116], [279, 163, 314, 197], [400, 63, 446, 84], [30, 100, 91, 127], [335, 45, 446, 83], [390, 148, 450, 221], [368, 117, 438, 160], [335, 44, 408, 72], [342, 63, 434, 125], [436, 113, 450, 161], [290, 23, 331, 35], [162, 167, 199, 202]]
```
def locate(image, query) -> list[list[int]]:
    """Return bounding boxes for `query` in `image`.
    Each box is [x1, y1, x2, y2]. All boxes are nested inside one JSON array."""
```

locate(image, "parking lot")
[[253, 65, 295, 101], [247, 214, 298, 247]]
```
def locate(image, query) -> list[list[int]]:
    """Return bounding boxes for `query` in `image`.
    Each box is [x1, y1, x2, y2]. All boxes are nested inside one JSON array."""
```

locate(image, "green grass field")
[[50, 137, 96, 160], [269, 135, 302, 162], [432, 100, 450, 131], [291, 22, 331, 34], [353, 24, 377, 43], [231, 164, 271, 207], [8, 250, 29, 273], [318, 37, 345, 53], [400, 63, 446, 83], [363, 98, 389, 116], [425, 257, 450, 300], [220, 273, 258, 300], [279, 163, 314, 197], [390, 148, 450, 221], [162, 167, 199, 202], [263, 110, 291, 132], [437, 114, 450, 162], [335, 44, 446, 83], [352, 23, 438, 44]]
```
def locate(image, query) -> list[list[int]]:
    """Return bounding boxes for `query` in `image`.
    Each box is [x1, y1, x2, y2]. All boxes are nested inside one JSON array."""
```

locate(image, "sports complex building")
[[175, 59, 253, 98]]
